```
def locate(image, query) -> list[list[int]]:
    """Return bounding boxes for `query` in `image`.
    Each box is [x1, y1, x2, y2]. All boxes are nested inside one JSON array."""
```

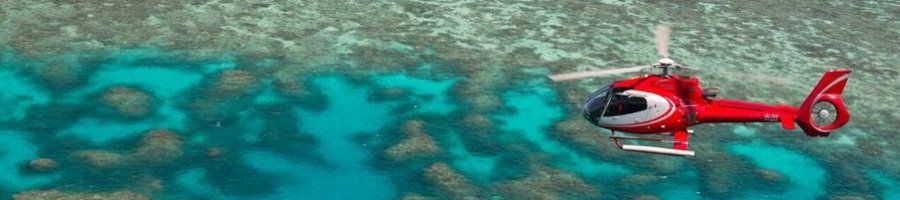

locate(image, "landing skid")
[[610, 130, 695, 157]]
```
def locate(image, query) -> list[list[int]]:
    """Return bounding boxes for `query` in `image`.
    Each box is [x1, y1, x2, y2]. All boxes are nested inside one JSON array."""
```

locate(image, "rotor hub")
[[658, 58, 674, 66], [817, 109, 830, 119]]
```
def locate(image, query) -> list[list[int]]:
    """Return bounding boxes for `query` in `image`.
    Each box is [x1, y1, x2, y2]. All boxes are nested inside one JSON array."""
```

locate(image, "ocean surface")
[[0, 1, 898, 200]]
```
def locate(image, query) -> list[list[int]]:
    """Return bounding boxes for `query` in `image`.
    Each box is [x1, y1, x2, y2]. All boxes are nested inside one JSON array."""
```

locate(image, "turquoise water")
[[0, 72, 49, 122], [729, 142, 826, 199], [868, 171, 900, 200], [1, 1, 899, 199], [0, 131, 60, 192], [0, 49, 897, 199], [495, 80, 630, 178]]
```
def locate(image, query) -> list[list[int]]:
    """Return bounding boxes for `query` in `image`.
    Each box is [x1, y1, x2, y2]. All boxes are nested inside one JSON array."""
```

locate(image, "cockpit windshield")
[[582, 85, 649, 125], [582, 84, 612, 114]]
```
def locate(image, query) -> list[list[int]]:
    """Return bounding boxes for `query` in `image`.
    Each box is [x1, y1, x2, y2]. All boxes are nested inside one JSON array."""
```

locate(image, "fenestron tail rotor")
[[812, 101, 838, 126]]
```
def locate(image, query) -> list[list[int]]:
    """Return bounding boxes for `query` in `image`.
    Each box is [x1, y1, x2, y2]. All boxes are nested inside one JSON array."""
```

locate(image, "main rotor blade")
[[677, 65, 700, 71], [655, 25, 671, 58], [548, 65, 648, 81]]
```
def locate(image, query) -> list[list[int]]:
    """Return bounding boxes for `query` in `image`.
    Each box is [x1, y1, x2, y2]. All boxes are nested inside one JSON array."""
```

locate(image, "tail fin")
[[796, 69, 852, 137]]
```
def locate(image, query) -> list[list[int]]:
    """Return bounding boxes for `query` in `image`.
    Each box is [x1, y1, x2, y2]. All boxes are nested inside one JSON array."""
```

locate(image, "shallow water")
[[1, 1, 899, 200]]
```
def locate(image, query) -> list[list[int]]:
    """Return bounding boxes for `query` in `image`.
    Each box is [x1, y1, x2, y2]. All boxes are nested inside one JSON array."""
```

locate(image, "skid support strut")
[[610, 130, 695, 157]]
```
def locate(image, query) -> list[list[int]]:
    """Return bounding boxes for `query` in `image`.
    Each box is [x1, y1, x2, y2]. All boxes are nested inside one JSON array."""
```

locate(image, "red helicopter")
[[549, 25, 851, 156]]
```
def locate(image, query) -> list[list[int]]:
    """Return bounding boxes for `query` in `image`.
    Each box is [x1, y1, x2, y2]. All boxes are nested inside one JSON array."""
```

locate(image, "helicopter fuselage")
[[554, 24, 852, 156], [583, 70, 851, 137]]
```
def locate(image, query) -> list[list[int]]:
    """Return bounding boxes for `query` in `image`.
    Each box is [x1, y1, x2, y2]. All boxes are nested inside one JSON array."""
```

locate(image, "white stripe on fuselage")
[[597, 90, 675, 128]]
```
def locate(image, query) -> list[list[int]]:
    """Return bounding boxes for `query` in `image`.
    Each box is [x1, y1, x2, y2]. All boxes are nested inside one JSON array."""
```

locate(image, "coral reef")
[[384, 120, 441, 161], [827, 195, 878, 200], [630, 195, 661, 200], [13, 190, 148, 200], [34, 62, 87, 90], [0, 0, 897, 199], [423, 162, 480, 200], [372, 87, 410, 101], [461, 114, 493, 131], [272, 67, 312, 98], [131, 129, 183, 164], [186, 69, 263, 122], [126, 174, 165, 195], [456, 113, 504, 156], [381, 88, 409, 98], [400, 193, 435, 200], [73, 129, 183, 169], [620, 174, 659, 187], [453, 83, 502, 113], [27, 158, 59, 172], [100, 86, 154, 118], [205, 147, 223, 159], [755, 169, 785, 183], [185, 98, 235, 122], [494, 166, 598, 200], [270, 68, 327, 110], [73, 150, 124, 169], [691, 149, 742, 196], [208, 69, 259, 98], [551, 116, 610, 157]]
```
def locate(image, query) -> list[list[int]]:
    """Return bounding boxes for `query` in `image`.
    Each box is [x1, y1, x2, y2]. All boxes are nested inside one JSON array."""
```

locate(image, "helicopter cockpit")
[[582, 83, 681, 129], [582, 85, 651, 125]]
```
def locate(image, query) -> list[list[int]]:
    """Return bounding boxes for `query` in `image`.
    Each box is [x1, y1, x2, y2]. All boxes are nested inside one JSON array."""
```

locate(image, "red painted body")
[[595, 69, 852, 151]]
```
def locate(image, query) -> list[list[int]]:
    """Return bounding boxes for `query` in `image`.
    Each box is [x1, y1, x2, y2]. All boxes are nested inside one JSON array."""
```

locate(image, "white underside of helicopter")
[[597, 90, 675, 128]]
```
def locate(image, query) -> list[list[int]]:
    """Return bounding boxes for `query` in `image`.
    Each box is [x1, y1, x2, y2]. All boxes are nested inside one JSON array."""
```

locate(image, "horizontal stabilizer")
[[621, 145, 695, 156]]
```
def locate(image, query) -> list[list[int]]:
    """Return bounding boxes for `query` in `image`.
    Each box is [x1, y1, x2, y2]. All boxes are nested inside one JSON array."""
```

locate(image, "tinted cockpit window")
[[602, 95, 648, 116]]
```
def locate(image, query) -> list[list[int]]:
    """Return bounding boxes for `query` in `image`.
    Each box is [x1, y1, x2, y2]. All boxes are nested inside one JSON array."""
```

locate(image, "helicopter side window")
[[602, 95, 648, 116]]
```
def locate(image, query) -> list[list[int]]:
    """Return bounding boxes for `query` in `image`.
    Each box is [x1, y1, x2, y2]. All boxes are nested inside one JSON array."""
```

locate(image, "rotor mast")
[[653, 25, 680, 77], [655, 57, 675, 76]]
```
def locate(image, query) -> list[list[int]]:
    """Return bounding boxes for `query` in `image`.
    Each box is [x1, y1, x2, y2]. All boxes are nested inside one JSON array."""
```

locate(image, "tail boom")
[[695, 69, 851, 137]]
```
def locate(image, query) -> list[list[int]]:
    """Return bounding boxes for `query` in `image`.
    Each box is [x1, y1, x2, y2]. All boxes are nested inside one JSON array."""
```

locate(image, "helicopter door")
[[597, 90, 672, 126]]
